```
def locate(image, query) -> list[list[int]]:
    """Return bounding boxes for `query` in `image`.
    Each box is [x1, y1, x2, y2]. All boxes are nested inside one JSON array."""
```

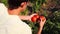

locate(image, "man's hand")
[[30, 13, 39, 22], [37, 16, 46, 34], [39, 16, 46, 27]]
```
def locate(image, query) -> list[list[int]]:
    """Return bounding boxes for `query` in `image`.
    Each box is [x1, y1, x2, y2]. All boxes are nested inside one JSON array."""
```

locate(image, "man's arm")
[[19, 15, 31, 20], [37, 16, 46, 34], [19, 14, 46, 34], [19, 14, 37, 21], [37, 27, 43, 34]]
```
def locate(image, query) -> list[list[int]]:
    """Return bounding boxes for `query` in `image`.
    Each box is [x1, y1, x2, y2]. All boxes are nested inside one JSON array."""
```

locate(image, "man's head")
[[8, 0, 29, 11]]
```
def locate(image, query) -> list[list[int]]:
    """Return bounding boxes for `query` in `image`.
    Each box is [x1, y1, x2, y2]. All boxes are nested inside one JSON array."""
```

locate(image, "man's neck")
[[8, 8, 21, 15]]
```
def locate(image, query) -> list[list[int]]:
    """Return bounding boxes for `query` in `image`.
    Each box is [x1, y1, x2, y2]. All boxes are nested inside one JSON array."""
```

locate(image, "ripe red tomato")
[[39, 16, 46, 22], [31, 15, 39, 22]]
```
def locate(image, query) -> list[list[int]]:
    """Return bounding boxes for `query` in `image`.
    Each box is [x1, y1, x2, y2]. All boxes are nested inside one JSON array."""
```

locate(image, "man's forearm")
[[19, 15, 31, 21], [37, 26, 43, 34]]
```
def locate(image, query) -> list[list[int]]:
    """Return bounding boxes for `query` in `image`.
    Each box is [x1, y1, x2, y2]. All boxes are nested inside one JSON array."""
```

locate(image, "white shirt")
[[0, 3, 32, 34]]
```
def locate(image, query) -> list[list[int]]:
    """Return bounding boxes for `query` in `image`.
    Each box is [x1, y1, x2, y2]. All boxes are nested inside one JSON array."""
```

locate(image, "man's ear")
[[20, 2, 27, 7]]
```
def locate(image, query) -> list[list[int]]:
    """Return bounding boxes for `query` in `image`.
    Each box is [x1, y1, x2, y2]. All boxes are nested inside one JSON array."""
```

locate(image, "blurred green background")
[[0, 0, 60, 34]]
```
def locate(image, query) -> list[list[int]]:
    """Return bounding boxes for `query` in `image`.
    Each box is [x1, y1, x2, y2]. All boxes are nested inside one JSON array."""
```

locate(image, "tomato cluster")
[[31, 15, 45, 22]]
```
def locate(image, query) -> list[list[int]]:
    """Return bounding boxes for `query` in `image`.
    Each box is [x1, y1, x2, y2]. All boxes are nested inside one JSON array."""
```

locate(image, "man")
[[0, 0, 32, 34], [0, 0, 46, 34]]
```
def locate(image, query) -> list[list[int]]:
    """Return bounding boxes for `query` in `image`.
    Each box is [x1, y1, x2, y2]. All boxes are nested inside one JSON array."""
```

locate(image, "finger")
[[30, 13, 38, 17]]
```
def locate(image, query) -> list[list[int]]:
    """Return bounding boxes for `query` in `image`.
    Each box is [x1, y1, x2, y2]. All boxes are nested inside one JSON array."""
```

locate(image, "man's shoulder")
[[0, 3, 4, 5], [5, 15, 32, 34], [6, 15, 23, 24], [8, 15, 31, 28], [0, 3, 8, 16]]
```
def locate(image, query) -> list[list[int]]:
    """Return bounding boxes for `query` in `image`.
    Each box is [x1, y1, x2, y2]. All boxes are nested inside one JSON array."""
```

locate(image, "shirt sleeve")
[[20, 22, 32, 34]]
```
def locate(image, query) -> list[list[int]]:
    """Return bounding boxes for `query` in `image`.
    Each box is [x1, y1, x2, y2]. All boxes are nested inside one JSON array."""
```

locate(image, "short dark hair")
[[8, 0, 29, 10]]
